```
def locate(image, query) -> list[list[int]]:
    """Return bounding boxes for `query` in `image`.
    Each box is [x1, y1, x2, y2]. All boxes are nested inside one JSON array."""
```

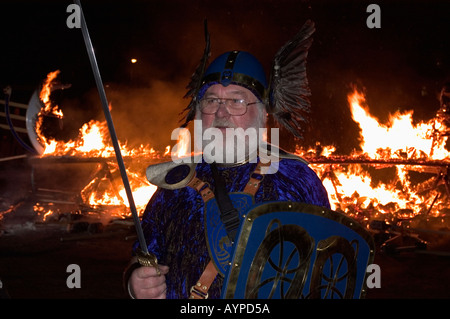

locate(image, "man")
[[127, 45, 329, 298]]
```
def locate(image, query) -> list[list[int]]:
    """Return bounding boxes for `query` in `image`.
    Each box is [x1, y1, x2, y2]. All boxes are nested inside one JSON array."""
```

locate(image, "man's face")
[[196, 84, 266, 163], [199, 84, 264, 131]]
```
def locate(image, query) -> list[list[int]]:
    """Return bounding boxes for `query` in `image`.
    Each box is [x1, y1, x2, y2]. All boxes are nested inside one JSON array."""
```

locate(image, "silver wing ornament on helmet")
[[180, 20, 211, 128], [267, 20, 315, 140]]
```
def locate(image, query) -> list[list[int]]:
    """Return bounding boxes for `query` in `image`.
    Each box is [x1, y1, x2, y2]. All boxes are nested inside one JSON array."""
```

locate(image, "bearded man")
[[123, 42, 330, 298]]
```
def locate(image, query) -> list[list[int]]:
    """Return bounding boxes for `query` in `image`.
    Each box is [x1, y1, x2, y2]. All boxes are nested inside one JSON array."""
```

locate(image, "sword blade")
[[74, 0, 149, 255]]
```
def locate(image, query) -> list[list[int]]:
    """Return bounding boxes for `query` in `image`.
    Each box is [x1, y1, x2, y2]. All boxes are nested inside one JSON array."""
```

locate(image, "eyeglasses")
[[199, 98, 261, 116]]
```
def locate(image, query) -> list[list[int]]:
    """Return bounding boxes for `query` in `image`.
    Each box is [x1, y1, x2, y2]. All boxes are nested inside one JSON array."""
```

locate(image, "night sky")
[[1, 0, 450, 154]]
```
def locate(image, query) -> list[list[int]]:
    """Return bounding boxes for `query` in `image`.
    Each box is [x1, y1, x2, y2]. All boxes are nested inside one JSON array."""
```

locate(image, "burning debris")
[[3, 71, 450, 254], [295, 89, 450, 218], [28, 71, 165, 222], [295, 88, 450, 254], [0, 71, 167, 240]]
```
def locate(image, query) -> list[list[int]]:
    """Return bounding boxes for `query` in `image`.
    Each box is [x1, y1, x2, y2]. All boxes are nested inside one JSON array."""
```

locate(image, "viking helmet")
[[197, 50, 268, 102], [182, 20, 315, 139]]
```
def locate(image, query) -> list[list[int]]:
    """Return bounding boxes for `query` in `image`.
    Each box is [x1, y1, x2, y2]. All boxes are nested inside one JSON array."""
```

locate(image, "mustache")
[[211, 118, 237, 128]]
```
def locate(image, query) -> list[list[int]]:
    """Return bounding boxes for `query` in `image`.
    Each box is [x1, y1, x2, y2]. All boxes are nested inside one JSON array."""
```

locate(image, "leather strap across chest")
[[186, 160, 269, 299], [187, 160, 267, 198]]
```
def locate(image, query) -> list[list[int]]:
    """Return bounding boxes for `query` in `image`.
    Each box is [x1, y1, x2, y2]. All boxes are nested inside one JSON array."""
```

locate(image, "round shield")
[[222, 201, 375, 299]]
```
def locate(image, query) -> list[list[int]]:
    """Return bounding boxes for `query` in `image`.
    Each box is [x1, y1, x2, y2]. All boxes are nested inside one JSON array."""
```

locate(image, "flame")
[[36, 70, 64, 147], [298, 88, 449, 223], [34, 203, 58, 222], [172, 128, 191, 159], [33, 71, 168, 220], [33, 70, 449, 230], [164, 146, 171, 157], [38, 116, 162, 217], [348, 90, 449, 159], [39, 70, 64, 118], [80, 168, 157, 217]]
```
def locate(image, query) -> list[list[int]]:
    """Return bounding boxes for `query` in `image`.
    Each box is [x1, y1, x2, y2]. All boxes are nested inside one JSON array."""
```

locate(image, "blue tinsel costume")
[[130, 20, 331, 299], [133, 156, 330, 299]]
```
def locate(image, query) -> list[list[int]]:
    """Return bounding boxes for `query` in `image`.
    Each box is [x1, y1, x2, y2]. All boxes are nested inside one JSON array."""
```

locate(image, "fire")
[[39, 70, 64, 118], [40, 117, 164, 159], [299, 88, 449, 223], [171, 127, 191, 159], [77, 120, 108, 154], [80, 168, 157, 216], [34, 203, 58, 222], [34, 71, 167, 220], [164, 145, 171, 157], [348, 90, 449, 160], [36, 70, 64, 147], [47, 120, 112, 157], [32, 70, 449, 230]]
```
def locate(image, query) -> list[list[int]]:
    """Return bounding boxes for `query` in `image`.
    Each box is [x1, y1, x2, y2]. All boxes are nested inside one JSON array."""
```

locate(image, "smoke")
[[49, 80, 186, 153], [105, 80, 188, 151]]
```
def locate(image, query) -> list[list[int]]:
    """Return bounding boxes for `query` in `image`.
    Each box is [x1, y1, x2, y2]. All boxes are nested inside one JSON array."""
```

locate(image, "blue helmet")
[[197, 51, 268, 102], [182, 20, 314, 139]]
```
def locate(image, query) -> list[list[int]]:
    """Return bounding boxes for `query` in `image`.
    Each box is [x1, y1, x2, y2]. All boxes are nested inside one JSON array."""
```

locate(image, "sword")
[[74, 0, 159, 273]]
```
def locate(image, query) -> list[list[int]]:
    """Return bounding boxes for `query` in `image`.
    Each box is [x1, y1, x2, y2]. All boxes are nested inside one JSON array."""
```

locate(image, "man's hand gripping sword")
[[74, 0, 160, 275]]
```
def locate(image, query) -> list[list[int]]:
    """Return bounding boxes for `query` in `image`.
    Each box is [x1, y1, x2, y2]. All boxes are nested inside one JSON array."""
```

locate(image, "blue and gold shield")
[[221, 202, 375, 299], [204, 192, 254, 276]]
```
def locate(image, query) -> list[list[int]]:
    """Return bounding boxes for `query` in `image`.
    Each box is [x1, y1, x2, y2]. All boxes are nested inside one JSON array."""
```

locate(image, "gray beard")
[[200, 128, 258, 164], [195, 109, 267, 164]]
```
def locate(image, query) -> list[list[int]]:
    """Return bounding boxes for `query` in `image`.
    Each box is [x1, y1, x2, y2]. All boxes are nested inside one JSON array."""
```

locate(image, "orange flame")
[[36, 71, 64, 147], [298, 88, 448, 222], [171, 127, 191, 159], [348, 90, 448, 159], [39, 70, 64, 118], [34, 71, 169, 219], [34, 69, 448, 228]]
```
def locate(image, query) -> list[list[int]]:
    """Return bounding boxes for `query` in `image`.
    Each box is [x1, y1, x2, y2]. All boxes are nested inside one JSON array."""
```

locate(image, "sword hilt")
[[136, 249, 161, 276]]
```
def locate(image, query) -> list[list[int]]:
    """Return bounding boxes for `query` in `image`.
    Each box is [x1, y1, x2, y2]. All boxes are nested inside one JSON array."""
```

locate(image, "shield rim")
[[223, 201, 376, 299]]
